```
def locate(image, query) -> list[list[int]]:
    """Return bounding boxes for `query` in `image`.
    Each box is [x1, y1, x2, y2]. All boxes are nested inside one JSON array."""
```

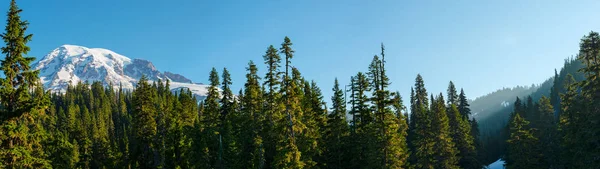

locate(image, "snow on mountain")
[[33, 44, 211, 98], [501, 101, 510, 107]]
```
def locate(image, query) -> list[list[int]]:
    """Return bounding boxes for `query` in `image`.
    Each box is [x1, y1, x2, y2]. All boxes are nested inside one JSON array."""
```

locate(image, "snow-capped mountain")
[[33, 44, 210, 99]]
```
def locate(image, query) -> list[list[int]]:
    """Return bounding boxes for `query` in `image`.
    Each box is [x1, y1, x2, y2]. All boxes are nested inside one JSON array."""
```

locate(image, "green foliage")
[[323, 79, 350, 169], [446, 83, 480, 169], [0, 1, 51, 168], [274, 37, 306, 169], [410, 75, 435, 169], [430, 94, 459, 169], [0, 3, 495, 166], [131, 75, 158, 168], [505, 114, 542, 169]]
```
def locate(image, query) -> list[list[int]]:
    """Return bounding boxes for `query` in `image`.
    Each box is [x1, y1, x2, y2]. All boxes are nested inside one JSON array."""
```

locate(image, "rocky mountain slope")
[[33, 44, 211, 99]]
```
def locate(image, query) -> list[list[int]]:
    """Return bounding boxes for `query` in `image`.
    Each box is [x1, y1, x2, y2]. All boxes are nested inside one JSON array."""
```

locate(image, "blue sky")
[[9, 0, 600, 105]]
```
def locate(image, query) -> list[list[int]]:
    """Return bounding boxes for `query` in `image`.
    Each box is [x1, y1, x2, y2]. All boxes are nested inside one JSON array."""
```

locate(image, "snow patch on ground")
[[487, 159, 505, 169]]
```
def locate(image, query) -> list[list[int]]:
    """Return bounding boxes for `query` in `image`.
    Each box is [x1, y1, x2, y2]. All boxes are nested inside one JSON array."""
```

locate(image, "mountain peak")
[[34, 45, 210, 99]]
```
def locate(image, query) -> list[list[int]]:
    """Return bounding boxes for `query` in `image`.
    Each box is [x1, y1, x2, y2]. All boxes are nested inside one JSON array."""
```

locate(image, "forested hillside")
[[500, 31, 600, 168], [473, 58, 586, 165]]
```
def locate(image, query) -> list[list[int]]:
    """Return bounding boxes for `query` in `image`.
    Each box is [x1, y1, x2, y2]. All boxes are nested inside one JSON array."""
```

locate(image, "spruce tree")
[[0, 0, 51, 167], [299, 79, 326, 168], [469, 118, 484, 167], [196, 67, 222, 168], [323, 79, 350, 169], [446, 83, 479, 169], [550, 69, 560, 117], [447, 103, 477, 169], [262, 45, 286, 168], [274, 37, 305, 168], [220, 68, 242, 169], [430, 94, 459, 169], [457, 89, 471, 120], [367, 44, 408, 168], [447, 81, 459, 106], [131, 75, 157, 168], [505, 114, 542, 169], [347, 72, 371, 169], [392, 91, 410, 169], [241, 61, 266, 169], [558, 73, 580, 167], [411, 74, 435, 169], [272, 89, 304, 169], [575, 31, 600, 166], [537, 96, 558, 169]]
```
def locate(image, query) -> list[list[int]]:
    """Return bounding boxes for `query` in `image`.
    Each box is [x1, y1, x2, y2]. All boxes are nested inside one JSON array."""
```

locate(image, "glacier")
[[33, 44, 211, 99]]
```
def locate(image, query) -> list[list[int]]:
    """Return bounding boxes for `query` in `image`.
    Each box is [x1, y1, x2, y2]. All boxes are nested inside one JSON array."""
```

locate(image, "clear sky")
[[9, 0, 600, 105]]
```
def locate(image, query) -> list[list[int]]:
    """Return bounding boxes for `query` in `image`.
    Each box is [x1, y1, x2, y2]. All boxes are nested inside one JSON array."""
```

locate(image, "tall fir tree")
[[430, 94, 459, 169], [262, 45, 287, 169], [392, 91, 410, 169], [574, 31, 600, 166], [558, 73, 580, 168], [273, 37, 305, 168], [299, 79, 327, 168], [0, 0, 51, 167], [550, 69, 561, 117], [367, 44, 408, 168], [323, 79, 350, 169], [537, 96, 558, 169], [446, 83, 479, 169], [457, 89, 471, 120], [505, 113, 542, 169], [347, 72, 372, 169], [447, 81, 459, 106], [220, 68, 242, 168], [411, 74, 435, 169], [131, 75, 157, 168], [241, 61, 266, 169]]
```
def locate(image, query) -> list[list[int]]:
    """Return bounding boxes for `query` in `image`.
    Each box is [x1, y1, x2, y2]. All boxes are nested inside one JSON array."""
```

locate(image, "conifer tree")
[[262, 45, 286, 168], [407, 87, 416, 163], [505, 114, 542, 169], [0, 0, 51, 167], [469, 118, 484, 167], [241, 61, 266, 169], [392, 91, 410, 169], [575, 31, 600, 166], [131, 75, 157, 168], [220, 68, 242, 168], [274, 37, 305, 168], [323, 79, 350, 169], [347, 72, 371, 168], [457, 89, 471, 120], [299, 79, 327, 168], [411, 74, 435, 169], [447, 102, 477, 169], [446, 83, 478, 169], [447, 81, 459, 106], [537, 96, 558, 169], [45, 131, 80, 168], [430, 94, 459, 169], [550, 69, 560, 116], [461, 89, 483, 166], [196, 67, 222, 168], [367, 44, 408, 168], [558, 73, 580, 167]]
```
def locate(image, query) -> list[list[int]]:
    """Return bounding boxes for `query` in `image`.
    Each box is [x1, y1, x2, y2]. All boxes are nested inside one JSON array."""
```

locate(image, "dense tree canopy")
[[10, 1, 600, 168]]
